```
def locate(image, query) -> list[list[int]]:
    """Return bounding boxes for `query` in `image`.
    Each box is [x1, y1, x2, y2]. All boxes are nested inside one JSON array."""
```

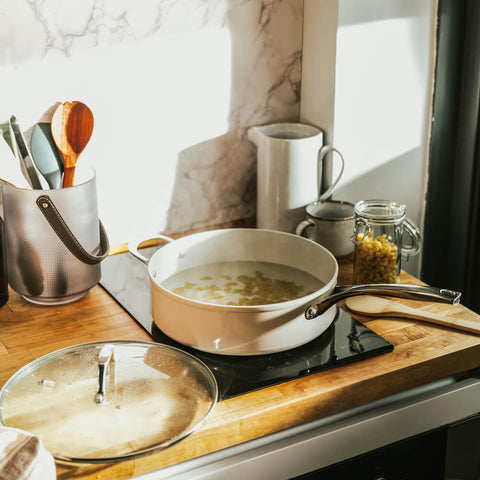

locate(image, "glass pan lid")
[[0, 340, 218, 464]]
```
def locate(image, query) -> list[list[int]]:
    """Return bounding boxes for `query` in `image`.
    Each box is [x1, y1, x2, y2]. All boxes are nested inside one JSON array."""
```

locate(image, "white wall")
[[1, 0, 437, 275], [300, 0, 437, 277], [0, 0, 303, 245]]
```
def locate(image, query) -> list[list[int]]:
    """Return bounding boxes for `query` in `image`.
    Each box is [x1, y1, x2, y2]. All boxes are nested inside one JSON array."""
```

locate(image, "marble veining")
[[0, 0, 303, 244]]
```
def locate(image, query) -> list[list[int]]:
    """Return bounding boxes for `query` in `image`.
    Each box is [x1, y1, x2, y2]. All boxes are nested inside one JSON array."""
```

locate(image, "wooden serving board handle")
[[345, 295, 480, 335]]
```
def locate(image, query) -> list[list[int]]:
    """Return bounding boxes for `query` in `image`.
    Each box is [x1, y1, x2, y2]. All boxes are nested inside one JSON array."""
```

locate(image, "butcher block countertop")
[[2, 233, 480, 479]]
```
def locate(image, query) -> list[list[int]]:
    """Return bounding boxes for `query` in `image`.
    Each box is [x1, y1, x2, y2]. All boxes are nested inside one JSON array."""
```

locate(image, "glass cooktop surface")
[[100, 247, 393, 399]]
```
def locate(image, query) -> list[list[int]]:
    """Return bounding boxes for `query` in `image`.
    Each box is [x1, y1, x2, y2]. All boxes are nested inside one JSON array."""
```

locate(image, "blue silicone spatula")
[[30, 122, 64, 189]]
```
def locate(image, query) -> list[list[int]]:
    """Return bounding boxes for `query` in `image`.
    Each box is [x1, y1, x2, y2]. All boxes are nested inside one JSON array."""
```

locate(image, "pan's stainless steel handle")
[[127, 234, 174, 265], [305, 284, 461, 320]]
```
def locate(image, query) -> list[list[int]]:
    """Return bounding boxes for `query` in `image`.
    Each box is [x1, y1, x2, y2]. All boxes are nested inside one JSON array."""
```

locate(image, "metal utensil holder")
[[1, 167, 109, 305]]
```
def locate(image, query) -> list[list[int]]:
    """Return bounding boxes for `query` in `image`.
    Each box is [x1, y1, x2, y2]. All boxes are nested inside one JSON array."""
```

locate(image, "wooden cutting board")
[[345, 295, 480, 335]]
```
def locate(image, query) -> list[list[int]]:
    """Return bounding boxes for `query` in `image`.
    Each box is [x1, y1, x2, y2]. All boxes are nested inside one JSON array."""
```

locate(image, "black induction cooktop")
[[99, 247, 393, 400]]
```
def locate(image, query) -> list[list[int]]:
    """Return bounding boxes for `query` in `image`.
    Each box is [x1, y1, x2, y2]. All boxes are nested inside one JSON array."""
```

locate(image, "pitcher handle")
[[317, 146, 345, 202]]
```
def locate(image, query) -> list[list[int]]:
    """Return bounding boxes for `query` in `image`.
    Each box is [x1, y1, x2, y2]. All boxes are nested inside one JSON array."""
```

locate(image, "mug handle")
[[295, 218, 315, 237], [317, 145, 345, 202]]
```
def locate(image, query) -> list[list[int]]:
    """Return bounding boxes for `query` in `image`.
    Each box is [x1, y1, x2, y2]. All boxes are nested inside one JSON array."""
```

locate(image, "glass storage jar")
[[352, 200, 422, 284]]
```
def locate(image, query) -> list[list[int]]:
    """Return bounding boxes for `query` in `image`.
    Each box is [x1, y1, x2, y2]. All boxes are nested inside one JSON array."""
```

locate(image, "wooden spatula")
[[345, 295, 480, 335]]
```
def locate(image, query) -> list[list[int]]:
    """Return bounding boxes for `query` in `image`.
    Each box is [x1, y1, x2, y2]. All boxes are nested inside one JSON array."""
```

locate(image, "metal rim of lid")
[[354, 199, 406, 222]]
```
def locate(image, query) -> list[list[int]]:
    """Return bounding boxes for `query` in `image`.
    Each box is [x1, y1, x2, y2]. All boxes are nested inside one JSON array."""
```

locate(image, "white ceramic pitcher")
[[248, 122, 344, 233]]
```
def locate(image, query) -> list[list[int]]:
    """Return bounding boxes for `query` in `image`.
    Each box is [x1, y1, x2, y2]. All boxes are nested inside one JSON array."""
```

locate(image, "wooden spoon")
[[345, 295, 480, 335], [51, 101, 94, 188]]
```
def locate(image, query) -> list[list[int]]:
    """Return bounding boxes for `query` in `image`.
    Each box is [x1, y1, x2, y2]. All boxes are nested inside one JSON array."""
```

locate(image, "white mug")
[[296, 200, 355, 258], [248, 123, 345, 233]]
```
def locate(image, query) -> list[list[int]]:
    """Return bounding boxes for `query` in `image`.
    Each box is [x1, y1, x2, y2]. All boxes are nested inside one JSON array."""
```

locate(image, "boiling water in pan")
[[162, 261, 324, 306]]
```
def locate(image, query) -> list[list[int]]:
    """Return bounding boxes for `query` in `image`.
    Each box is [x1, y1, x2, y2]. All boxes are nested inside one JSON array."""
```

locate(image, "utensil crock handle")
[[305, 284, 461, 320], [127, 234, 174, 266], [36, 194, 109, 265]]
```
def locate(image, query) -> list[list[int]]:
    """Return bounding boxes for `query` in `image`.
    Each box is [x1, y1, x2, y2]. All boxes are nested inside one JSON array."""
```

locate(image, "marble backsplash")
[[0, 0, 303, 244]]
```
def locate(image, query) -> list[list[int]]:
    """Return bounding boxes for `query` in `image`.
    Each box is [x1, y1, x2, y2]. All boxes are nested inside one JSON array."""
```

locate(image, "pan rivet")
[[42, 202, 49, 208]]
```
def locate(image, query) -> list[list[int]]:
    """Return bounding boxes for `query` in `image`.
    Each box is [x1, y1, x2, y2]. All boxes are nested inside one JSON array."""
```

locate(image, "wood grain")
[[1, 239, 480, 479], [345, 295, 480, 334]]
